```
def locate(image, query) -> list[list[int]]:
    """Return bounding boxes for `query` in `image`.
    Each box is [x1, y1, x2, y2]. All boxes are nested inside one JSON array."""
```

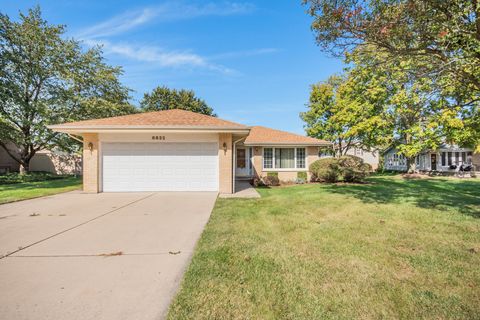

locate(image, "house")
[[383, 144, 479, 173], [0, 143, 81, 175], [319, 144, 380, 170], [344, 146, 380, 170], [49, 109, 330, 193]]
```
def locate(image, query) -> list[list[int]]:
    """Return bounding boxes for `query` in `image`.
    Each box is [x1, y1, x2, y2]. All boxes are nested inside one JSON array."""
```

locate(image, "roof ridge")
[[51, 108, 248, 128]]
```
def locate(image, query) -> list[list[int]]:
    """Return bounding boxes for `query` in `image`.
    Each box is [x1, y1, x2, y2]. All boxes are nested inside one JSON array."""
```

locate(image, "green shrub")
[[309, 156, 371, 183], [295, 171, 307, 184], [309, 158, 341, 183], [267, 172, 278, 177], [264, 175, 280, 186], [297, 171, 307, 180], [0, 172, 70, 185], [339, 156, 371, 182]]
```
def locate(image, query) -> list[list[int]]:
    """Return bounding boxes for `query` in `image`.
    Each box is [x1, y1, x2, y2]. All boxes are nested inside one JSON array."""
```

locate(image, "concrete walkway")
[[219, 180, 261, 198], [0, 191, 217, 320]]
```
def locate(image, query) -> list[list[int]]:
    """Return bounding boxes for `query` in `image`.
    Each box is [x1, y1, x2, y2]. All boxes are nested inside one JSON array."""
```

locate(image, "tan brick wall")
[[218, 133, 233, 193], [252, 146, 263, 178], [251, 146, 320, 182], [82, 133, 99, 193]]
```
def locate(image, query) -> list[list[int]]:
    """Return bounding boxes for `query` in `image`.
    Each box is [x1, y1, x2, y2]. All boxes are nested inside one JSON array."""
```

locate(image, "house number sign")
[[152, 135, 166, 141]]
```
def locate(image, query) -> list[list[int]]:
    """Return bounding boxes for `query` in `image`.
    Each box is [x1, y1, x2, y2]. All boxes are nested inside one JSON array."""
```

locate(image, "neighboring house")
[[49, 109, 330, 194], [0, 143, 81, 175], [344, 147, 380, 170], [319, 144, 380, 170], [383, 144, 479, 173]]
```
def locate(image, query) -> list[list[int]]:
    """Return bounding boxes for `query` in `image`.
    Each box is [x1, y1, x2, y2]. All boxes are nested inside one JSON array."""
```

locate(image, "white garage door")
[[102, 142, 218, 192]]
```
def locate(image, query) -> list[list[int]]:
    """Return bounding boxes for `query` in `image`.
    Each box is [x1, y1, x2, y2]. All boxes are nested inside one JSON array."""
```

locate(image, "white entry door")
[[102, 142, 218, 192]]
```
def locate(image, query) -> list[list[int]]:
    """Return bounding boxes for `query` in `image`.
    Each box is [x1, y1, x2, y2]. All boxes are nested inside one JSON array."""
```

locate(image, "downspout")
[[232, 137, 247, 194]]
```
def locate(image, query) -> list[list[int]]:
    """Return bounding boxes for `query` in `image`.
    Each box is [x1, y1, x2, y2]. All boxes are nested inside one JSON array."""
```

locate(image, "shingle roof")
[[50, 109, 248, 129], [244, 126, 330, 146]]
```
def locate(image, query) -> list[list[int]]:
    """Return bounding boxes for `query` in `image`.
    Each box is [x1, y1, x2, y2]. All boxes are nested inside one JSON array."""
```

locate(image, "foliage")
[[263, 174, 280, 186], [0, 172, 72, 185], [309, 157, 341, 182], [301, 75, 357, 156], [266, 172, 278, 177], [345, 49, 448, 172], [140, 86, 215, 116], [338, 155, 372, 182], [296, 171, 308, 184], [310, 155, 371, 182], [303, 0, 480, 150], [0, 7, 136, 172]]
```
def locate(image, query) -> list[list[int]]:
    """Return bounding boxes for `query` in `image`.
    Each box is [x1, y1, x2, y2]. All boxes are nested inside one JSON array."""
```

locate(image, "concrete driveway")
[[0, 191, 217, 320]]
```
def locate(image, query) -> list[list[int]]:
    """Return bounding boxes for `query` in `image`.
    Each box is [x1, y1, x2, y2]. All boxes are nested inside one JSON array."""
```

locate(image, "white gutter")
[[67, 134, 83, 143], [232, 137, 247, 194]]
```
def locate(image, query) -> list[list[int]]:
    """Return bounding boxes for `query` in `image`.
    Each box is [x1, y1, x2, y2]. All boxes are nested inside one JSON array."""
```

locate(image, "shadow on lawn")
[[327, 177, 480, 218]]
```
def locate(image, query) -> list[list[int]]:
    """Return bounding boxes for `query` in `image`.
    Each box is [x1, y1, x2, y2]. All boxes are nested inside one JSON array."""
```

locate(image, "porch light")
[[88, 142, 93, 151], [223, 142, 227, 154]]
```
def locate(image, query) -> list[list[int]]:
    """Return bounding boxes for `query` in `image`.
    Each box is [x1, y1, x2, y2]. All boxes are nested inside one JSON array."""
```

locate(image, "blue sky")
[[1, 1, 344, 134]]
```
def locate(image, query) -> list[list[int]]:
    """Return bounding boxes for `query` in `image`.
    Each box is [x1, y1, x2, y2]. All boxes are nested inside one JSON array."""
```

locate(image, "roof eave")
[[243, 142, 332, 146]]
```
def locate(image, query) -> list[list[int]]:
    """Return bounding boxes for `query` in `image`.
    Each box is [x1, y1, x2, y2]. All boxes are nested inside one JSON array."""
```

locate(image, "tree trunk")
[[19, 163, 29, 174], [406, 157, 416, 173], [19, 151, 35, 174]]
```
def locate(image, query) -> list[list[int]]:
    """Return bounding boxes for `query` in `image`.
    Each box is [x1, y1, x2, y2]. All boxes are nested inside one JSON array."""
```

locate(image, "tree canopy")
[[301, 75, 366, 156], [0, 7, 136, 172], [140, 86, 215, 116], [303, 0, 480, 153]]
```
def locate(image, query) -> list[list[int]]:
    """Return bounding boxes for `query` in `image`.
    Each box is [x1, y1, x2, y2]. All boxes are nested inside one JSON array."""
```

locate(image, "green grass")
[[0, 177, 82, 204], [168, 175, 480, 319]]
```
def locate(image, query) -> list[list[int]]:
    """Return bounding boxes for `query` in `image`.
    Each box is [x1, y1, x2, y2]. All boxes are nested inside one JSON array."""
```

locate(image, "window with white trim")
[[263, 148, 273, 168], [296, 148, 306, 168], [263, 147, 307, 170]]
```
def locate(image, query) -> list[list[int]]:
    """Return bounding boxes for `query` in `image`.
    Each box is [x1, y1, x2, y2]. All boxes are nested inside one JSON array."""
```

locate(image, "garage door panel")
[[102, 142, 218, 192]]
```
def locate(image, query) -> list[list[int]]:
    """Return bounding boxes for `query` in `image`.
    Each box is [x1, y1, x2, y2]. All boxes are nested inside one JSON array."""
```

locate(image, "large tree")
[[301, 75, 360, 156], [345, 49, 446, 172], [0, 7, 136, 172], [303, 0, 480, 149], [140, 86, 215, 116]]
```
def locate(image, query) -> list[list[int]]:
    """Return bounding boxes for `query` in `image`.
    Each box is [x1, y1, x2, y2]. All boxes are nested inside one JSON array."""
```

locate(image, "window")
[[441, 152, 446, 166], [296, 148, 306, 168], [263, 148, 273, 168], [263, 147, 306, 170], [455, 152, 460, 165], [462, 152, 466, 164], [236, 148, 246, 168], [448, 152, 452, 165], [275, 148, 295, 168]]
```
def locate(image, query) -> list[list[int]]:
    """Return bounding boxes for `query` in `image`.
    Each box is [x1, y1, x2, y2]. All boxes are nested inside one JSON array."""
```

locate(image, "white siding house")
[[383, 144, 479, 173]]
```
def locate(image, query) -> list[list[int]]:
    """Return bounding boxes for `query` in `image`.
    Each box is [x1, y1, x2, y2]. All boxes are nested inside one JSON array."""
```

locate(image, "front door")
[[431, 154, 437, 171], [236, 148, 249, 176]]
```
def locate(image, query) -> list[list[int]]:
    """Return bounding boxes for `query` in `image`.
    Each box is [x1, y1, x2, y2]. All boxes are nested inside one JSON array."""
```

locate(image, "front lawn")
[[168, 175, 480, 319], [0, 176, 82, 204]]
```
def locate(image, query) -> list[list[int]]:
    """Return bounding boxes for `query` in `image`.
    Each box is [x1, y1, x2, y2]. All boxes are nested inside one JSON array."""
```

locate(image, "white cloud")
[[79, 2, 254, 39], [85, 39, 236, 74], [77, 2, 273, 74]]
